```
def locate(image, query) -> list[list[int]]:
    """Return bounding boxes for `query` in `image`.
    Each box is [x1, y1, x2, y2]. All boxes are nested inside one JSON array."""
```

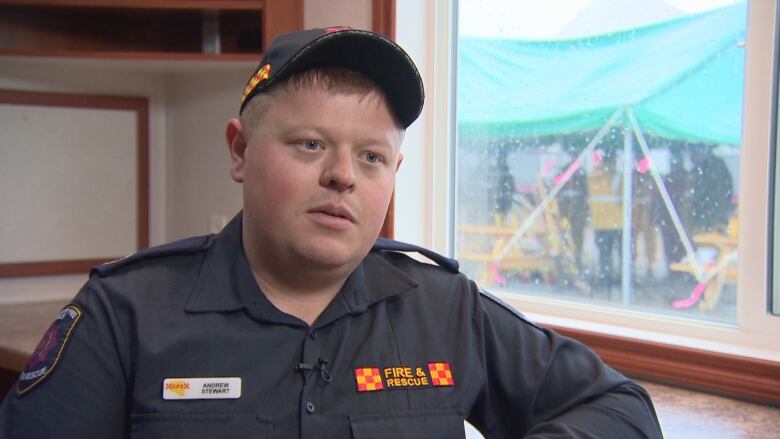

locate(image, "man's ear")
[[395, 152, 404, 172], [226, 118, 248, 183]]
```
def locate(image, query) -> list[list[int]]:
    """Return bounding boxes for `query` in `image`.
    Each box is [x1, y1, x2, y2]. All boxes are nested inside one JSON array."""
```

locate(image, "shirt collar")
[[185, 212, 418, 326], [185, 212, 259, 313], [313, 251, 418, 328]]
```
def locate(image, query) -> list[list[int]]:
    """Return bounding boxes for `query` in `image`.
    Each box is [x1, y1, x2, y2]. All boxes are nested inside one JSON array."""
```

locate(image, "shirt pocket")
[[350, 408, 465, 439], [130, 413, 271, 439]]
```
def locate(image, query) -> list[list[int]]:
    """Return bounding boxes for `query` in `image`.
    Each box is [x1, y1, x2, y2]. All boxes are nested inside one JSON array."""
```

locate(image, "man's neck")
[[240, 223, 362, 325], [251, 271, 344, 326]]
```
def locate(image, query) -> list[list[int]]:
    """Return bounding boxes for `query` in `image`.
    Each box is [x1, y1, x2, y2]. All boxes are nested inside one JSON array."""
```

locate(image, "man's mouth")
[[308, 203, 356, 224]]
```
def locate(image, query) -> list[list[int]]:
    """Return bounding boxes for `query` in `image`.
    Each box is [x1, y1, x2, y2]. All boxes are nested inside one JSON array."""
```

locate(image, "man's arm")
[[467, 290, 663, 438], [0, 281, 129, 438], [523, 380, 661, 438]]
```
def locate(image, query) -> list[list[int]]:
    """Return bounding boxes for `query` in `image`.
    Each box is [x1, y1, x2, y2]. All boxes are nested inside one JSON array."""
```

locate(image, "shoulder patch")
[[91, 235, 213, 277], [372, 238, 460, 274], [17, 305, 83, 396]]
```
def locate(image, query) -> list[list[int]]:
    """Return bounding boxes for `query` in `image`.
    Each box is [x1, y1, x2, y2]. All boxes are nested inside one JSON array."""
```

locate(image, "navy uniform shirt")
[[0, 214, 662, 438]]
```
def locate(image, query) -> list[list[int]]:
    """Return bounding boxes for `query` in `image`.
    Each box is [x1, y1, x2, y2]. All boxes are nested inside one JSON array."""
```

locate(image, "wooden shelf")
[[0, 0, 302, 60], [0, 49, 261, 61], [0, 1, 265, 10]]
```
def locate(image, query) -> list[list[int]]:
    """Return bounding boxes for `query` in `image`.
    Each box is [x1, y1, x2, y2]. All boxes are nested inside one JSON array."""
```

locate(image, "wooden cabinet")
[[0, 0, 303, 60]]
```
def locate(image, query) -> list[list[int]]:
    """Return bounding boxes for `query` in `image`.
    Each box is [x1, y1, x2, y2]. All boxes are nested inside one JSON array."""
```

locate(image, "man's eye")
[[364, 152, 384, 164], [301, 140, 321, 151]]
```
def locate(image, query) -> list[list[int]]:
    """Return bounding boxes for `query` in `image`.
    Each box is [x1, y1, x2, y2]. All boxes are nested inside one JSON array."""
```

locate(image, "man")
[[0, 28, 662, 438], [689, 143, 734, 235], [588, 148, 624, 291]]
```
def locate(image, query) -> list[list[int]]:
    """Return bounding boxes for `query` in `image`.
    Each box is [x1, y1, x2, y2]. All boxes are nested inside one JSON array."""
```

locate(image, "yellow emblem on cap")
[[242, 64, 272, 104]]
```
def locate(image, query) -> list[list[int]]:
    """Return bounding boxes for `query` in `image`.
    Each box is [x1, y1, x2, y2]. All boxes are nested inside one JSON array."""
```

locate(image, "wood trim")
[[0, 4, 266, 58], [372, 0, 395, 39], [136, 97, 150, 250], [545, 324, 780, 405], [0, 1, 266, 9], [0, 89, 150, 278], [262, 0, 303, 50], [0, 50, 261, 61], [0, 89, 146, 110], [0, 259, 115, 278], [373, 0, 396, 238]]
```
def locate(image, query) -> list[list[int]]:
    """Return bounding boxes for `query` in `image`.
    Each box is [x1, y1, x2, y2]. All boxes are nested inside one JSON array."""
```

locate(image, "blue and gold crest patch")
[[17, 305, 82, 396]]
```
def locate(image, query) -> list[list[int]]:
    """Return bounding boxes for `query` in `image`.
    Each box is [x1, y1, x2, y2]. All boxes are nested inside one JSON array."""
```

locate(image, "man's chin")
[[296, 240, 370, 271]]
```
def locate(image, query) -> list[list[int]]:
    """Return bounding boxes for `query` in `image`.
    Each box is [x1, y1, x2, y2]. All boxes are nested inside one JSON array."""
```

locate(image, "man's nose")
[[320, 149, 356, 191]]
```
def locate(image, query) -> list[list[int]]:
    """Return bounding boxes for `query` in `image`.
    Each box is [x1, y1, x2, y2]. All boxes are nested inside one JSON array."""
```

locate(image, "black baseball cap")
[[240, 27, 424, 128]]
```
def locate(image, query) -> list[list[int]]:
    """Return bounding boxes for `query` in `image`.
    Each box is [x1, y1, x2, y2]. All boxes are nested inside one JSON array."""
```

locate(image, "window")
[[455, 1, 746, 324], [394, 0, 780, 361]]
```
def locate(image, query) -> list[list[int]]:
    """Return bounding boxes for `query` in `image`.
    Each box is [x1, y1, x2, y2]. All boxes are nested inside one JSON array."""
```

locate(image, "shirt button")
[[305, 401, 316, 414], [309, 330, 317, 339]]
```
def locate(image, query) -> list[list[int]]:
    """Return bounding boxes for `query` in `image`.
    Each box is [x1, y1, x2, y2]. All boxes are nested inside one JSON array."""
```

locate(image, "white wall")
[[164, 69, 249, 240], [395, 0, 435, 247], [0, 104, 138, 261], [0, 58, 169, 303], [0, 58, 169, 245]]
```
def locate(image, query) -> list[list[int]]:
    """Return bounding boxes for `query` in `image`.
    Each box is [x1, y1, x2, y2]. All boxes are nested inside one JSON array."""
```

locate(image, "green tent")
[[457, 2, 747, 145]]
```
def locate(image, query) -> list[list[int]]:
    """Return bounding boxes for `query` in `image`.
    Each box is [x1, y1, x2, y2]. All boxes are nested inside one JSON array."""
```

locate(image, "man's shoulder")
[[369, 238, 537, 324], [370, 238, 460, 274], [367, 238, 470, 299], [90, 234, 215, 278]]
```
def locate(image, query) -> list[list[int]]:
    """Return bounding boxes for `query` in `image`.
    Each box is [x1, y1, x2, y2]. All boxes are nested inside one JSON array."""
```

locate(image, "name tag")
[[162, 377, 241, 400]]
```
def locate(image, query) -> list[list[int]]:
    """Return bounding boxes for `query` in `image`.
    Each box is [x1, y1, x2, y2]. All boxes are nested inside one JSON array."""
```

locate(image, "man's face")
[[229, 85, 404, 276]]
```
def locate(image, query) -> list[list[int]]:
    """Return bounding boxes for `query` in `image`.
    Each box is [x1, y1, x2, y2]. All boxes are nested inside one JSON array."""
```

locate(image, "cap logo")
[[241, 64, 271, 105]]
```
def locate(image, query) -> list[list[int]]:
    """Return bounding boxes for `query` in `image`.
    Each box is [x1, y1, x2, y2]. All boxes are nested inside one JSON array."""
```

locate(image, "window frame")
[[394, 0, 780, 403]]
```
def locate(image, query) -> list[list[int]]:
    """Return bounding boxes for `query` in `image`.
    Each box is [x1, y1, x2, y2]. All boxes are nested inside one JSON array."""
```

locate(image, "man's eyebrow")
[[352, 133, 402, 151], [271, 124, 325, 136]]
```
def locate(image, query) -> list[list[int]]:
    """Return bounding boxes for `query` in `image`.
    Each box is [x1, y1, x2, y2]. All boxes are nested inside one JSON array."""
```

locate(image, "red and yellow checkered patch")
[[241, 64, 271, 104], [354, 367, 384, 392], [428, 362, 455, 386]]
